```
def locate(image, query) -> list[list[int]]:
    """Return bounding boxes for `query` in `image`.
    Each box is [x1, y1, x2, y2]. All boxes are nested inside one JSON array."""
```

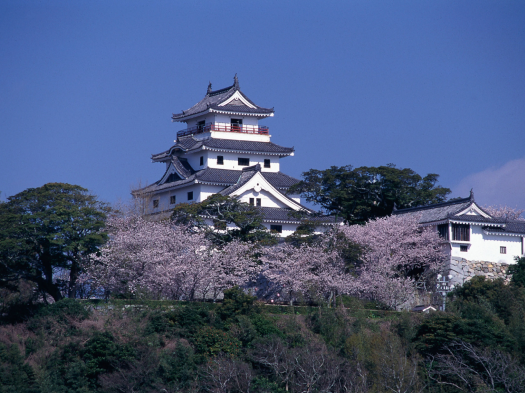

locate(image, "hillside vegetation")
[[1, 280, 525, 393]]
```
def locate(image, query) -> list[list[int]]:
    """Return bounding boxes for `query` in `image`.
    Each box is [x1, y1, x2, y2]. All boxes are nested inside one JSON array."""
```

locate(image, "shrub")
[[193, 326, 241, 359]]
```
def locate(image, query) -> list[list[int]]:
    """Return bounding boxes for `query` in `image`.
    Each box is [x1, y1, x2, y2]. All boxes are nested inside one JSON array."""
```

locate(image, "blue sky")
[[1, 1, 524, 210]]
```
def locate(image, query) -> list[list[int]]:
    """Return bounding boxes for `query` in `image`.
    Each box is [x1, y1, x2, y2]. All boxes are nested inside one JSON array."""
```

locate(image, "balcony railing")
[[177, 123, 269, 138]]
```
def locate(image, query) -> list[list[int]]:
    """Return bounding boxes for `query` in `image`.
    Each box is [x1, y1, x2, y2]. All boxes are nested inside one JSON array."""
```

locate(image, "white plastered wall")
[[450, 225, 523, 264], [207, 151, 280, 172]]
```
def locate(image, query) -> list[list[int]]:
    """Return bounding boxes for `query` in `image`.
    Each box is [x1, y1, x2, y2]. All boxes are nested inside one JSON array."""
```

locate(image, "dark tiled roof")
[[219, 168, 259, 196], [152, 137, 294, 161], [203, 138, 294, 154], [171, 156, 194, 178], [394, 193, 525, 235], [262, 172, 299, 189], [171, 77, 274, 120], [484, 220, 525, 235], [394, 196, 473, 223], [259, 207, 339, 224], [137, 168, 299, 194], [450, 215, 506, 224]]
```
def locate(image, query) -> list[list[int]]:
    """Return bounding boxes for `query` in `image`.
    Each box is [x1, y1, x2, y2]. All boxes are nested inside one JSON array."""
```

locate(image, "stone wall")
[[448, 257, 510, 286]]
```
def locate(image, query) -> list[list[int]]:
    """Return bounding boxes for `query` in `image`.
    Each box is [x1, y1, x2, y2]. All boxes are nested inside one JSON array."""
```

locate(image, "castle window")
[[452, 224, 470, 241], [170, 195, 176, 204], [200, 156, 204, 166], [249, 198, 254, 206], [153, 199, 159, 208], [264, 159, 271, 168], [217, 156, 224, 165], [238, 158, 250, 166], [197, 120, 205, 131], [187, 191, 193, 201], [270, 225, 282, 233], [437, 224, 449, 240], [256, 198, 261, 206], [231, 118, 243, 126], [460, 245, 468, 252], [500, 246, 507, 254]]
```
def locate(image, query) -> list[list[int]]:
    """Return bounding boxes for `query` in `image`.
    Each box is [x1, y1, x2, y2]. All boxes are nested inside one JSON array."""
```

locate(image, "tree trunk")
[[68, 259, 79, 299]]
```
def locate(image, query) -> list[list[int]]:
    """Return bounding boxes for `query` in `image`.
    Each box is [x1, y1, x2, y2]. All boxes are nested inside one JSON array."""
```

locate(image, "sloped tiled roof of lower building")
[[482, 220, 525, 235], [258, 207, 340, 224], [393, 196, 473, 223]]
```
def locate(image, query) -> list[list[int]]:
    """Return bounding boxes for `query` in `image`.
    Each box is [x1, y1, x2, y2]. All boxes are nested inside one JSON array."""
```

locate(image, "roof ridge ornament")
[[470, 189, 475, 202], [207, 81, 212, 94], [234, 73, 239, 89]]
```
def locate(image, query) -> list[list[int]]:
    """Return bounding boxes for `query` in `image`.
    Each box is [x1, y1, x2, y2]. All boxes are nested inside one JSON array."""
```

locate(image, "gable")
[[455, 203, 491, 218], [226, 171, 305, 211], [218, 91, 256, 108], [159, 163, 186, 185]]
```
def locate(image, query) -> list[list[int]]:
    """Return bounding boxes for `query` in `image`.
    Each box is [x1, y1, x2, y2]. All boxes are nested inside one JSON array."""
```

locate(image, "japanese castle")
[[136, 75, 335, 236]]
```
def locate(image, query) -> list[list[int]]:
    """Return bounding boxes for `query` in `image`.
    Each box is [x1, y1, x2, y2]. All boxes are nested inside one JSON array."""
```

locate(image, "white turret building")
[[136, 76, 336, 236], [394, 191, 525, 287]]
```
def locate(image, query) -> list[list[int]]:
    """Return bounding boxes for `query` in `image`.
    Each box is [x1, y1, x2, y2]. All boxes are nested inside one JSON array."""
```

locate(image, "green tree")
[[0, 183, 109, 301], [289, 164, 450, 224], [171, 194, 277, 245], [508, 256, 525, 288]]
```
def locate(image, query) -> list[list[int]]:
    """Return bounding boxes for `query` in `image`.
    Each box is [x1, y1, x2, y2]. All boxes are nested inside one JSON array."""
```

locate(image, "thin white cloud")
[[453, 158, 525, 209]]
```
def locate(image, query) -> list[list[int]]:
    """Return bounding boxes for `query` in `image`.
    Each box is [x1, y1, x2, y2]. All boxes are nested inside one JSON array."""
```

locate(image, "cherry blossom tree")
[[86, 215, 258, 300], [483, 205, 525, 221], [260, 214, 444, 309], [260, 240, 354, 306], [341, 214, 445, 308]]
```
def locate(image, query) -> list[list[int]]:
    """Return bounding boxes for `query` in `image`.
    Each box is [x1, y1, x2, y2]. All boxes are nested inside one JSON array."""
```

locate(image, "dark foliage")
[[289, 164, 451, 224], [0, 183, 109, 301]]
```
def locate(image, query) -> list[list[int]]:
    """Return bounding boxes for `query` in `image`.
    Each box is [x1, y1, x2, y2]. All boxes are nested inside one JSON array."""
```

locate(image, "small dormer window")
[[249, 198, 254, 206], [264, 159, 271, 168], [256, 198, 261, 207], [238, 158, 250, 166], [217, 156, 224, 165]]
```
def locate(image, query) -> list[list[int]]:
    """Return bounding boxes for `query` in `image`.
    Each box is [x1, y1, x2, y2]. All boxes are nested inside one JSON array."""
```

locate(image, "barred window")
[[460, 245, 468, 252], [437, 224, 449, 240], [452, 224, 470, 241], [500, 246, 507, 254]]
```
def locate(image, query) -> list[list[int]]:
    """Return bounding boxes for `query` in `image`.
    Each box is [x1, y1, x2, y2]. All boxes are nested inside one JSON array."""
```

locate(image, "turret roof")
[[171, 75, 274, 121], [135, 167, 300, 194], [152, 136, 294, 161]]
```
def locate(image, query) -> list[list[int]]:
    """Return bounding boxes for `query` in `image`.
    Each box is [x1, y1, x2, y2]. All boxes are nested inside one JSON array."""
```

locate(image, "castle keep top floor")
[[171, 75, 275, 144]]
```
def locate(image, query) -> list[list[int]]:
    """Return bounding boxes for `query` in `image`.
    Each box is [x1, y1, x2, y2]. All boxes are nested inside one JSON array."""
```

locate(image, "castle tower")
[[136, 76, 335, 236]]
